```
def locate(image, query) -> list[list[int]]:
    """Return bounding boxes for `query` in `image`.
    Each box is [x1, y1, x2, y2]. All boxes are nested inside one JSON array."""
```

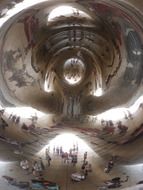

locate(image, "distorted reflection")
[[64, 58, 85, 85], [48, 6, 90, 22], [38, 133, 97, 155], [93, 88, 103, 97], [0, 0, 143, 189], [5, 107, 45, 118]]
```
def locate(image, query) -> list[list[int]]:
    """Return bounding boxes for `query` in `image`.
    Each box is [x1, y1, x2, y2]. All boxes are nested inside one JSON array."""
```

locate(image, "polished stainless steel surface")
[[0, 0, 143, 164]]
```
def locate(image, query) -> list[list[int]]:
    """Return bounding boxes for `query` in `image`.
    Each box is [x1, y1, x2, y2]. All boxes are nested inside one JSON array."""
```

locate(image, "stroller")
[[2, 175, 29, 189], [31, 179, 60, 190], [71, 172, 85, 182], [104, 176, 129, 189]]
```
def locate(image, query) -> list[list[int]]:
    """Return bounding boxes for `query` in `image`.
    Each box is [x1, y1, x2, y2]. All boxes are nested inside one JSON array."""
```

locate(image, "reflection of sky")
[[93, 88, 103, 97], [96, 95, 143, 121], [97, 108, 127, 121], [48, 6, 90, 21], [6, 107, 45, 118]]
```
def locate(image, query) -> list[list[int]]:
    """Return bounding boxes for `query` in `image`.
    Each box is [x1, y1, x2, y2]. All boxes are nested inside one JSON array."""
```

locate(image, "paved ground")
[[0, 149, 143, 190]]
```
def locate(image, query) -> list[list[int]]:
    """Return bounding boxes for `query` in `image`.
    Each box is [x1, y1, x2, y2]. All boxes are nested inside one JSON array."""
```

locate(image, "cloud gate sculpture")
[[0, 0, 143, 166]]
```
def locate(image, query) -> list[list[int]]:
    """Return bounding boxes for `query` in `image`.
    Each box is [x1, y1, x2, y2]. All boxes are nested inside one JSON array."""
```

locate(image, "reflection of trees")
[[8, 64, 35, 87], [4, 49, 22, 71], [3, 49, 36, 88]]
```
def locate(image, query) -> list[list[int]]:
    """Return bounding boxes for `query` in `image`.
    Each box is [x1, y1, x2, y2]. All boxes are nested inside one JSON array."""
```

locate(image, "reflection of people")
[[83, 152, 87, 162], [20, 160, 29, 174], [117, 121, 128, 135], [139, 103, 143, 110], [84, 163, 92, 178], [32, 161, 41, 176], [86, 163, 92, 172], [45, 149, 51, 166], [38, 157, 45, 170], [72, 154, 77, 166], [104, 160, 114, 173], [46, 147, 50, 154], [21, 123, 28, 131]]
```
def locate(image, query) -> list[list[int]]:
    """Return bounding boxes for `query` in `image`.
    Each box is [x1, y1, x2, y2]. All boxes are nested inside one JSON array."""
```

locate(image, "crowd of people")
[[9, 114, 20, 124], [19, 142, 93, 183], [52, 144, 79, 166], [101, 119, 128, 136], [0, 108, 140, 189], [50, 144, 93, 180], [7, 112, 41, 135]]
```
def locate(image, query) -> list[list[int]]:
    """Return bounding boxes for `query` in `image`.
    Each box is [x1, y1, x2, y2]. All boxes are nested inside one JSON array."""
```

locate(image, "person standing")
[[45, 151, 51, 166], [72, 154, 77, 166], [83, 152, 87, 163], [20, 159, 30, 174], [38, 157, 45, 170], [32, 161, 41, 177]]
